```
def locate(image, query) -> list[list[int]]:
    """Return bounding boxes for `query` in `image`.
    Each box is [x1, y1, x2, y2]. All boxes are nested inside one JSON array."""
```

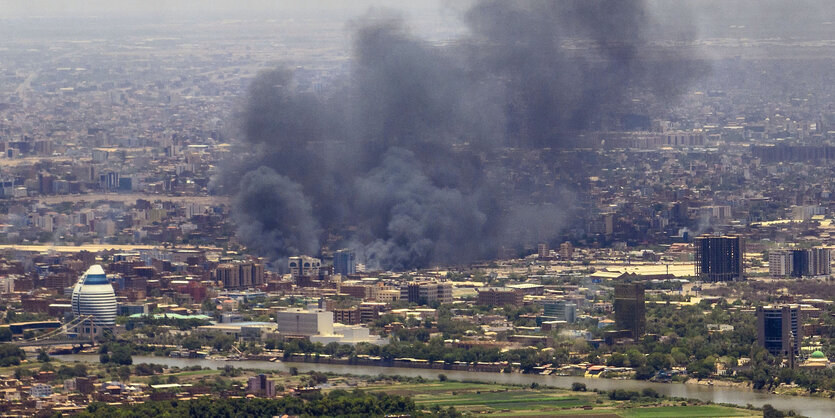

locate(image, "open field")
[[619, 405, 756, 417], [129, 368, 221, 384], [362, 380, 760, 417]]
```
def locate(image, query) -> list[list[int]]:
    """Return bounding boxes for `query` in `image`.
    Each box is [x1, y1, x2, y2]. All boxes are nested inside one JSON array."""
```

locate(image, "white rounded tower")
[[71, 265, 117, 336]]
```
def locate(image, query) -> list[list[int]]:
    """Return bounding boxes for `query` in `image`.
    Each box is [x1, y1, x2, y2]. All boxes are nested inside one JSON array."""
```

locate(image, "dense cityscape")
[[0, 1, 834, 417]]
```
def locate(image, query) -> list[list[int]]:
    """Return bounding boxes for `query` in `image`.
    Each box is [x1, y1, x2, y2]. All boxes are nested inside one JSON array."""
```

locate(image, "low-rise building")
[[400, 281, 452, 305], [30, 383, 52, 398], [477, 287, 522, 306], [310, 324, 388, 346]]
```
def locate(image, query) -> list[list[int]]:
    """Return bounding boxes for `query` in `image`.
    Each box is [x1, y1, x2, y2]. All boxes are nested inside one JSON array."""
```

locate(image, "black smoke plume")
[[217, 0, 708, 270]]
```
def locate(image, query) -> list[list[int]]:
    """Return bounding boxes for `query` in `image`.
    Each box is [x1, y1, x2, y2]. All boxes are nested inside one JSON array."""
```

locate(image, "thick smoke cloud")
[[219, 0, 707, 270], [232, 167, 321, 261], [356, 148, 489, 270]]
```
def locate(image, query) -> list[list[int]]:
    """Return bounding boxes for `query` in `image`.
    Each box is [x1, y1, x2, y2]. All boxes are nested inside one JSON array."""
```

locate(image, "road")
[[14, 71, 38, 99]]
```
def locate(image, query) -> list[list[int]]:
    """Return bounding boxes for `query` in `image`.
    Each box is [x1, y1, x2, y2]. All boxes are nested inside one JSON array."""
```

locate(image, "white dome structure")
[[71, 265, 117, 336]]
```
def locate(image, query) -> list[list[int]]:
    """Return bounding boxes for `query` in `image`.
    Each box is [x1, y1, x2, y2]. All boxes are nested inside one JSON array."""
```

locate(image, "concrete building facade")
[[275, 308, 333, 337]]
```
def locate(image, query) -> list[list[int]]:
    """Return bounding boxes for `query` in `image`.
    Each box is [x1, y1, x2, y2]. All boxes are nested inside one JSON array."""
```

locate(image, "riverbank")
[[56, 354, 835, 418], [685, 377, 750, 389], [238, 352, 832, 399]]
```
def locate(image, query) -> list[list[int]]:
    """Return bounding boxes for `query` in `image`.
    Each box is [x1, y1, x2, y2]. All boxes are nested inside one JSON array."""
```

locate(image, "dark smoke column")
[[232, 166, 321, 262], [220, 0, 707, 271]]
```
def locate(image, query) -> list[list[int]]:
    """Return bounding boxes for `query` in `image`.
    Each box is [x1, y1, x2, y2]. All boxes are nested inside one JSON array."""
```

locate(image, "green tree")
[[182, 336, 202, 351], [762, 404, 785, 418], [110, 345, 133, 366], [117, 366, 131, 382], [626, 349, 645, 368], [670, 347, 688, 365], [607, 353, 626, 367], [571, 382, 587, 391], [646, 352, 671, 371], [0, 344, 26, 367]]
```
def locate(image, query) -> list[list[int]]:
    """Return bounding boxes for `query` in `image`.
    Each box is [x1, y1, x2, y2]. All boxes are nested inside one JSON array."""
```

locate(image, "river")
[[57, 355, 835, 418]]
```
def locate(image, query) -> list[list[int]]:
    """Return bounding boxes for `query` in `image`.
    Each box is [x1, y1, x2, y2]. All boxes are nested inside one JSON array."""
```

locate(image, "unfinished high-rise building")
[[694, 235, 744, 282]]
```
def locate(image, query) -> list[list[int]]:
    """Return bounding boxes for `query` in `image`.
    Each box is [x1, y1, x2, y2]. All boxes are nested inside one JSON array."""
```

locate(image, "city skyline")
[[0, 1, 833, 417]]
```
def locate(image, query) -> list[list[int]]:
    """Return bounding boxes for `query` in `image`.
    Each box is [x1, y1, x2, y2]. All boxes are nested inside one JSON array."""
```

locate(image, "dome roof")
[[82, 264, 109, 285], [810, 350, 826, 359]]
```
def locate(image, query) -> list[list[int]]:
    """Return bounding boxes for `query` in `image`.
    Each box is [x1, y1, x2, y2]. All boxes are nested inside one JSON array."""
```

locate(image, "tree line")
[[73, 389, 421, 417]]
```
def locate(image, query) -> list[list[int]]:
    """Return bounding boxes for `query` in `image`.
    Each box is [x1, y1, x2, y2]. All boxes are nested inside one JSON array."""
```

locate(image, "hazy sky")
[[1, 1, 452, 19], [2, 1, 832, 41]]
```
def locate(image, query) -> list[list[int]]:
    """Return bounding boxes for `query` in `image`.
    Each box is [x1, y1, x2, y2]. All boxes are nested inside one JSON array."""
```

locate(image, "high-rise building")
[[333, 249, 357, 276], [757, 305, 802, 363], [559, 242, 574, 260], [812, 247, 831, 276], [694, 235, 744, 282], [537, 243, 550, 259], [613, 283, 645, 339], [790, 248, 831, 277], [791, 250, 809, 277], [769, 250, 793, 277], [214, 260, 266, 289], [247, 374, 276, 397], [71, 265, 117, 337]]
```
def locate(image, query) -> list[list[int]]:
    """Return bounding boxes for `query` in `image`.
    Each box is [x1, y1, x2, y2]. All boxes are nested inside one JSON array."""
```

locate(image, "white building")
[[311, 324, 389, 346], [769, 250, 793, 277], [791, 205, 826, 221], [808, 247, 832, 277], [198, 322, 277, 341], [71, 265, 117, 337], [30, 383, 52, 398], [275, 308, 333, 337], [0, 275, 14, 294]]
